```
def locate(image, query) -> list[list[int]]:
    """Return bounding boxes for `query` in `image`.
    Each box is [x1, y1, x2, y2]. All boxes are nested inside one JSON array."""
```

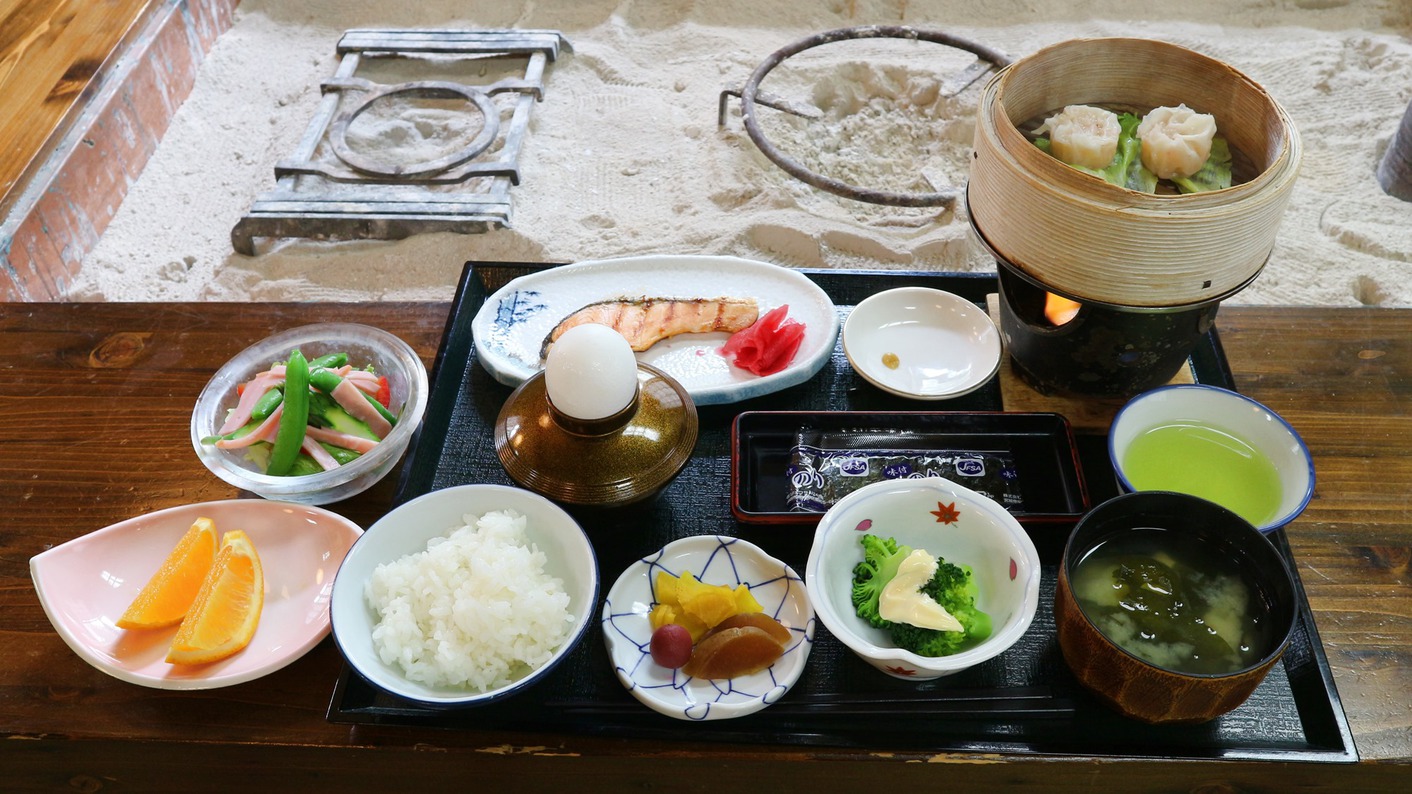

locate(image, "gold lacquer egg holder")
[[494, 363, 699, 507]]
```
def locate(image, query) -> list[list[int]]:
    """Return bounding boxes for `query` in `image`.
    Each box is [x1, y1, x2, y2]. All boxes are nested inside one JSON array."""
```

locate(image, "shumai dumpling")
[[1137, 104, 1217, 180], [1036, 105, 1121, 170]]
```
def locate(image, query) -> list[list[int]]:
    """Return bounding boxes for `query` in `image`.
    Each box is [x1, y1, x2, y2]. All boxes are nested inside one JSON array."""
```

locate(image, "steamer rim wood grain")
[[968, 38, 1303, 308]]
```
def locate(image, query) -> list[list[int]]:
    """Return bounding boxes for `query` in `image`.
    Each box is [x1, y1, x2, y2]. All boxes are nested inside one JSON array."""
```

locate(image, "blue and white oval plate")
[[471, 255, 839, 406]]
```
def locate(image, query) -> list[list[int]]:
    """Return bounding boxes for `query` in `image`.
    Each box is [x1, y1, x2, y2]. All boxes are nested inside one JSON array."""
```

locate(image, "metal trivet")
[[718, 26, 1011, 207], [231, 29, 568, 255]]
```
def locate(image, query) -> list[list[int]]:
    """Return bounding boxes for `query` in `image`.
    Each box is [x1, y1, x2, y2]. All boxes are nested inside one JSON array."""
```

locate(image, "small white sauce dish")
[[601, 535, 815, 720], [843, 287, 1001, 400]]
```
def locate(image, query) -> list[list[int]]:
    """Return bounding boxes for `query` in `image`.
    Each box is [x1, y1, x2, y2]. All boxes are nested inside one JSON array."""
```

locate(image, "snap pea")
[[201, 421, 257, 445], [266, 350, 310, 476], [250, 385, 284, 421], [285, 444, 362, 477], [308, 352, 349, 369], [324, 444, 363, 465], [308, 367, 398, 427]]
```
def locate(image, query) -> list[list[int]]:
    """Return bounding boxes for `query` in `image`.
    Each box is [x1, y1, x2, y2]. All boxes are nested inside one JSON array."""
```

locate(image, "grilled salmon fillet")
[[540, 297, 759, 358]]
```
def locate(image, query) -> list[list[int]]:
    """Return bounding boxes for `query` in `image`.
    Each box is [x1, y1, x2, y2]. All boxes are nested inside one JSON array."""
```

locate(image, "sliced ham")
[[321, 365, 380, 393], [215, 405, 283, 449], [330, 379, 392, 439], [305, 425, 379, 454], [218, 371, 284, 434], [301, 436, 341, 471], [345, 373, 382, 394]]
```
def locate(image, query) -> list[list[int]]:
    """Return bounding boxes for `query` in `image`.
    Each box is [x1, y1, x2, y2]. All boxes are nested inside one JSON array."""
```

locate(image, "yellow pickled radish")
[[649, 602, 709, 641], [648, 570, 763, 642]]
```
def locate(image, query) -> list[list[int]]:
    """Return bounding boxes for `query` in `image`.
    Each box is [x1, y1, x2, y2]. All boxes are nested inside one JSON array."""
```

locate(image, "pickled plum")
[[649, 623, 694, 669]]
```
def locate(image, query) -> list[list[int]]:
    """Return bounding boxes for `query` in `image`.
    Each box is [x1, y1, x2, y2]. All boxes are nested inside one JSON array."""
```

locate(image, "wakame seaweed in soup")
[[1070, 528, 1276, 676]]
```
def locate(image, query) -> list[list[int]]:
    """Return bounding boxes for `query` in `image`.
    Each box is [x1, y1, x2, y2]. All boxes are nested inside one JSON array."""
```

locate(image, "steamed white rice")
[[365, 508, 574, 691]]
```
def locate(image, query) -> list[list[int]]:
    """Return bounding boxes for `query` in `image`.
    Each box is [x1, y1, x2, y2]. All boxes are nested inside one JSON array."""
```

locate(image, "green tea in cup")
[[1120, 422, 1282, 527]]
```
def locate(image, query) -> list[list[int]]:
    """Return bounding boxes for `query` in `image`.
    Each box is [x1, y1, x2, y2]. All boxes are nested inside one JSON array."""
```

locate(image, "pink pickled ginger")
[[720, 305, 806, 376]]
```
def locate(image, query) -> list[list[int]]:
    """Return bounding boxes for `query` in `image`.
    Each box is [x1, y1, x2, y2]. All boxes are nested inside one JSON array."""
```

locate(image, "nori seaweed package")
[[785, 427, 1023, 513]]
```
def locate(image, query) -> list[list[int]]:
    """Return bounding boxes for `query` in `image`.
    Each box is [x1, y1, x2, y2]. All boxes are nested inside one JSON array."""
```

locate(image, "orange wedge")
[[166, 530, 264, 665], [116, 517, 220, 630]]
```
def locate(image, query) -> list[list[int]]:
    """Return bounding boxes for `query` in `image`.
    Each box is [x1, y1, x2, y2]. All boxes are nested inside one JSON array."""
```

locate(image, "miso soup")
[[1070, 528, 1273, 676]]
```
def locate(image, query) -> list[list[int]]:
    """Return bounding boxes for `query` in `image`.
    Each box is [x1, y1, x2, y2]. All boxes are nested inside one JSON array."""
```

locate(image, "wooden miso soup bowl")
[[1054, 491, 1297, 724]]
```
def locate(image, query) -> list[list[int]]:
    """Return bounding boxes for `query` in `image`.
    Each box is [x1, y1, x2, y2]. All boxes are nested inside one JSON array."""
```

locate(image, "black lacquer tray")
[[328, 262, 1357, 762]]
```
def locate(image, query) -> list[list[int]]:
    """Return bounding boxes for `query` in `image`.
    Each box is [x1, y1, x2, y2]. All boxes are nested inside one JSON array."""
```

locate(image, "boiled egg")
[[544, 323, 639, 420]]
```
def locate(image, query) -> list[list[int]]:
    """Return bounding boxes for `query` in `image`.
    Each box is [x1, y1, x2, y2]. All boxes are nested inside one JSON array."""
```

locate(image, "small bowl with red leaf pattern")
[[804, 476, 1041, 680]]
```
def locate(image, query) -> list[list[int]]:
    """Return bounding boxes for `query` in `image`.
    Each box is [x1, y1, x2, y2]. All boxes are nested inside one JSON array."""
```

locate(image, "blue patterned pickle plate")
[[601, 535, 815, 720]]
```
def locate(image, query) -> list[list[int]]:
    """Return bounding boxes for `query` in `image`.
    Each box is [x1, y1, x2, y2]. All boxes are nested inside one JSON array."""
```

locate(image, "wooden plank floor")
[[0, 0, 155, 211]]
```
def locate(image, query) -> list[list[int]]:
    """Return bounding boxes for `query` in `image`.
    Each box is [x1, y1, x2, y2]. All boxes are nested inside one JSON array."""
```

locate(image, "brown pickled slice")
[[707, 612, 792, 646], [681, 626, 784, 679]]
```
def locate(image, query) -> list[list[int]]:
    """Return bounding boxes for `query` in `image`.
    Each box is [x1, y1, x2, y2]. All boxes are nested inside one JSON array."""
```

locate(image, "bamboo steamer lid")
[[968, 38, 1302, 308]]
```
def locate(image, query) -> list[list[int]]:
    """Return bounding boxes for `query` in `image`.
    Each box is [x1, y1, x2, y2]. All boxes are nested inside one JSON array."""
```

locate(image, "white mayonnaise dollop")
[[879, 548, 964, 633]]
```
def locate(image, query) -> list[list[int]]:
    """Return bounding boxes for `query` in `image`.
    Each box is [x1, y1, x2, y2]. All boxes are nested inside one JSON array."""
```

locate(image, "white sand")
[[75, 0, 1412, 306]]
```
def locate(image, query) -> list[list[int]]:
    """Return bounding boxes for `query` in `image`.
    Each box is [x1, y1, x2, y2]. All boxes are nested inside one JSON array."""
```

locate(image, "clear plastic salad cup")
[[191, 323, 429, 505]]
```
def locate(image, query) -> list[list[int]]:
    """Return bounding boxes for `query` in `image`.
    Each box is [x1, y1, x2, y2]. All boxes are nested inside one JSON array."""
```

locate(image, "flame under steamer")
[[1044, 293, 1083, 327], [993, 257, 1220, 397]]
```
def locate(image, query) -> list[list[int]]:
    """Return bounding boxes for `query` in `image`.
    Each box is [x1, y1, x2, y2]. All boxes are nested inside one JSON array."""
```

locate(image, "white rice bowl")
[[330, 483, 599, 708], [366, 509, 573, 692]]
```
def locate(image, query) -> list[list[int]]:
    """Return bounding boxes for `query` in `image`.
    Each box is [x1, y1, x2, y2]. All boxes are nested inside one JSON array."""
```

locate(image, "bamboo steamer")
[[969, 38, 1302, 308]]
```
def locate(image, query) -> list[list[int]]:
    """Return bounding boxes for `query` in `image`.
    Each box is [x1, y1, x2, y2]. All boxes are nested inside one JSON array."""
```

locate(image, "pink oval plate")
[[30, 499, 363, 690]]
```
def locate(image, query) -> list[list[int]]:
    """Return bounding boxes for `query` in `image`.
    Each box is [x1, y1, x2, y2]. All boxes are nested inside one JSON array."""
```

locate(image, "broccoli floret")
[[904, 560, 992, 655], [922, 560, 983, 625], [851, 534, 912, 629], [851, 534, 993, 657], [889, 620, 969, 657]]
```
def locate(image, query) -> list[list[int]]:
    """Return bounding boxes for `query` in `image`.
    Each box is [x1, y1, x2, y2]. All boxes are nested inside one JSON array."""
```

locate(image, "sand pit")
[[74, 0, 1412, 305]]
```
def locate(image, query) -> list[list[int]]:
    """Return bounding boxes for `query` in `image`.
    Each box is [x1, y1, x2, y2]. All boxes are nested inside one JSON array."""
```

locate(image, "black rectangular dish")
[[328, 262, 1356, 762], [731, 410, 1089, 527]]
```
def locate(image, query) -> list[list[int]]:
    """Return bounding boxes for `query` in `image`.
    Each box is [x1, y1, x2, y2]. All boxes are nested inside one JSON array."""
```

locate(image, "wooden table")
[[3, 301, 1408, 791], [0, 0, 154, 208]]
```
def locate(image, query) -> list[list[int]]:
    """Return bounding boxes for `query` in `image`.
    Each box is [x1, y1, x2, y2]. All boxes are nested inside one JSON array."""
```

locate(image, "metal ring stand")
[[231, 29, 568, 256], [726, 26, 1013, 207], [328, 80, 501, 179]]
